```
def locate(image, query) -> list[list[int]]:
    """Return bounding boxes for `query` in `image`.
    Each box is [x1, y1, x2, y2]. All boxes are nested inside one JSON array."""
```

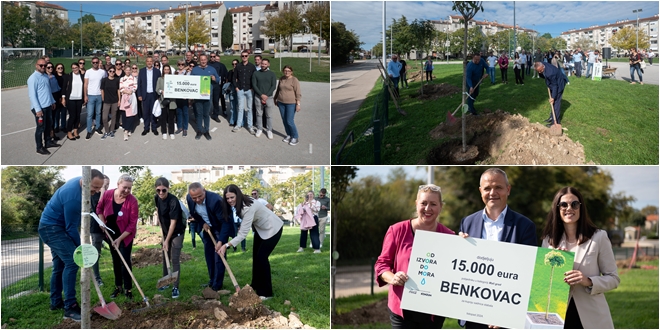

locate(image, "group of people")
[[27, 51, 304, 155], [39, 169, 327, 322], [376, 168, 620, 329]]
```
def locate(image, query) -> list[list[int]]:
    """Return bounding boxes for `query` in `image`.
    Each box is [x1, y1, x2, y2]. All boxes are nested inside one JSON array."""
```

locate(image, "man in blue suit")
[[458, 168, 537, 329], [466, 53, 489, 115], [535, 61, 567, 127], [137, 56, 161, 136], [186, 182, 234, 291]]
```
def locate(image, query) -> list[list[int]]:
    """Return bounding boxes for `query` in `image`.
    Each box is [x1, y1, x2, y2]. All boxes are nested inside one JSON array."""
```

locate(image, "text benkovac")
[[440, 281, 522, 305]]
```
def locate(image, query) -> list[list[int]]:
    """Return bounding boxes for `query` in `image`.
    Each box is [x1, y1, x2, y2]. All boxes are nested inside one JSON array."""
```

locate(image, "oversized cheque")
[[401, 231, 574, 329], [164, 75, 211, 100]]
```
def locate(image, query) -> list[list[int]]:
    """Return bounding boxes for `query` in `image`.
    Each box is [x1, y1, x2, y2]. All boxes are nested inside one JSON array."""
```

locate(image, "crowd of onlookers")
[[28, 50, 304, 155]]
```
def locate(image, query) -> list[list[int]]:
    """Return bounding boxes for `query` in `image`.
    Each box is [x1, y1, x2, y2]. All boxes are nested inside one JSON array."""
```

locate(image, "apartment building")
[[109, 2, 227, 53], [560, 15, 659, 56], [170, 166, 313, 187], [11, 1, 68, 20]]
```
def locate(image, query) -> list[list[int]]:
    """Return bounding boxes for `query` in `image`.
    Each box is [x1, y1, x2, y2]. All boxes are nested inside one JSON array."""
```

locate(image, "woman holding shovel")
[[96, 174, 139, 300], [216, 184, 284, 300], [154, 177, 186, 299]]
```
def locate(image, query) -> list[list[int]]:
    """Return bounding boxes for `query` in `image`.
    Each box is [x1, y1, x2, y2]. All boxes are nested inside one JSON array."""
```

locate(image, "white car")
[[254, 48, 263, 55]]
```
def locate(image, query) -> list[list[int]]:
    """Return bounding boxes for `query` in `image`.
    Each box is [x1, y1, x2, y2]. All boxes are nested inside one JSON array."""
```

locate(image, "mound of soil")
[[427, 110, 594, 165], [132, 248, 193, 268], [331, 298, 389, 327], [54, 285, 315, 329], [407, 70, 436, 83], [414, 83, 461, 101], [132, 227, 164, 247]]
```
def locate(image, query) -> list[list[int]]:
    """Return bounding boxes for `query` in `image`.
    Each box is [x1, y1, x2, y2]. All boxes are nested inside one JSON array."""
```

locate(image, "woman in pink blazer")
[[541, 187, 619, 329], [96, 174, 139, 300], [375, 184, 455, 329]]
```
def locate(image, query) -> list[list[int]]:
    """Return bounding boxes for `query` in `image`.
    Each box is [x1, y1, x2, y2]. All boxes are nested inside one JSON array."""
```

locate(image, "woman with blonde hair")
[[375, 184, 454, 328], [274, 65, 301, 146]]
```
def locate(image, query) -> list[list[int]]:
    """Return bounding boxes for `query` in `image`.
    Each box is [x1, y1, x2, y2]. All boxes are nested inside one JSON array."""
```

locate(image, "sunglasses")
[[92, 61, 99, 64], [156, 188, 168, 194], [251, 193, 258, 196], [178, 64, 185, 66], [241, 55, 249, 57], [78, 62, 85, 65], [132, 67, 138, 69], [56, 67, 63, 70], [108, 70, 115, 73], [419, 184, 441, 192], [38, 64, 45, 67], [558, 201, 581, 210], [46, 66, 53, 69]]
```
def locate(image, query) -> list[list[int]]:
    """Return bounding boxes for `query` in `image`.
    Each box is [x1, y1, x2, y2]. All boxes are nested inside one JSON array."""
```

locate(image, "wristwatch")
[[225, 243, 230, 249]]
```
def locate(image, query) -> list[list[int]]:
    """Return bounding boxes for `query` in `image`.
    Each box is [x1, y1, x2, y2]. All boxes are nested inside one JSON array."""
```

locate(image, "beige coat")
[[542, 229, 619, 329], [229, 198, 284, 247]]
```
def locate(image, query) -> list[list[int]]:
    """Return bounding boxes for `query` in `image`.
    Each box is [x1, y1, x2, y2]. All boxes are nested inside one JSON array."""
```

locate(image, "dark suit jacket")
[[459, 207, 537, 246], [137, 67, 161, 99], [62, 72, 85, 103], [543, 63, 566, 100], [186, 191, 234, 244]]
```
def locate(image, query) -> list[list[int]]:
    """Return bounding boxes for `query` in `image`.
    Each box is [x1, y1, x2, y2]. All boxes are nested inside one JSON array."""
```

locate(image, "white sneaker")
[[255, 129, 262, 138], [313, 250, 321, 254], [259, 296, 272, 301], [162, 133, 167, 140], [282, 136, 291, 143], [266, 130, 273, 139], [170, 134, 175, 140], [289, 138, 298, 146], [309, 243, 313, 248], [249, 127, 257, 135], [232, 126, 240, 132], [296, 247, 304, 253]]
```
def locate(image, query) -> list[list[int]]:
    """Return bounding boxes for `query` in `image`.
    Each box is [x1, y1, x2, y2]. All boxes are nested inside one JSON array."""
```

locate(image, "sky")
[[354, 166, 660, 210], [51, 0, 271, 24], [331, 1, 660, 50]]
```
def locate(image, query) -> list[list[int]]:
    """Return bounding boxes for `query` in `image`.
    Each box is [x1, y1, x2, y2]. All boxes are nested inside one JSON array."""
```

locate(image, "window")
[[239, 166, 244, 170], [234, 20, 237, 23], [228, 166, 233, 170], [212, 33, 218, 38]]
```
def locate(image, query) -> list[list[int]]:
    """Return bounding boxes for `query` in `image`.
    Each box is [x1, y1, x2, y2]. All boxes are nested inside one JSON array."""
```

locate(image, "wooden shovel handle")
[[205, 228, 240, 292], [104, 231, 149, 306]]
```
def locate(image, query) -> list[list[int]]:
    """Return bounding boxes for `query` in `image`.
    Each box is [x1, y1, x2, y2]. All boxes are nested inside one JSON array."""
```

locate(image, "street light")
[[71, 40, 74, 59], [633, 9, 643, 51], [444, 27, 449, 63]]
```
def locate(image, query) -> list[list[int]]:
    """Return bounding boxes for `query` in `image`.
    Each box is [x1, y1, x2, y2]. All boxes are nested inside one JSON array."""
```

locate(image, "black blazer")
[[186, 191, 234, 243], [62, 72, 85, 103]]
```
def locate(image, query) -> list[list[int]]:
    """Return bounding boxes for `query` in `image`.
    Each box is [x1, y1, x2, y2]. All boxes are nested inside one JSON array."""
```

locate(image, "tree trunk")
[[81, 167, 91, 328], [546, 265, 554, 320], [462, 22, 468, 152]]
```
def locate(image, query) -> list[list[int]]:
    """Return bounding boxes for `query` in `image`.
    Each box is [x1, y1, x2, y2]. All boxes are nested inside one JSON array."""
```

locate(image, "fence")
[[1, 48, 45, 90], [612, 245, 659, 260], [0, 235, 46, 304]]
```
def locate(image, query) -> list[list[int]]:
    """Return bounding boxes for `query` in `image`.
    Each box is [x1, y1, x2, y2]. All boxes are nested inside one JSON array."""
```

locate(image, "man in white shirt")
[[84, 57, 107, 140], [519, 50, 527, 78], [486, 51, 498, 84], [251, 189, 273, 211]]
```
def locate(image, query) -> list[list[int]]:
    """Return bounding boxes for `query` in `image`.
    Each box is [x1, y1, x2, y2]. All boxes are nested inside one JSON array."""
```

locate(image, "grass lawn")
[[333, 260, 659, 329], [332, 63, 658, 165], [1, 55, 328, 89], [0, 226, 330, 329]]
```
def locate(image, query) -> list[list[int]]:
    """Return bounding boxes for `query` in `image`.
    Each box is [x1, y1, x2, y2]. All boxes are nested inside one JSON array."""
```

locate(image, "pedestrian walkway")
[[335, 264, 388, 298]]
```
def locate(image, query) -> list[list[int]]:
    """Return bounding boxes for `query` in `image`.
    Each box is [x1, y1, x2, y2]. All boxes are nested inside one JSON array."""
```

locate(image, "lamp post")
[[532, 24, 535, 55], [633, 9, 643, 51], [444, 27, 449, 63], [71, 40, 74, 59]]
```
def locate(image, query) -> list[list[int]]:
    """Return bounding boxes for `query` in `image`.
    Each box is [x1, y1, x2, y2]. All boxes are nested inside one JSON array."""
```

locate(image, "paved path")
[[1, 237, 52, 289], [331, 60, 382, 145], [334, 265, 388, 298], [590, 60, 658, 85], [1, 81, 329, 165]]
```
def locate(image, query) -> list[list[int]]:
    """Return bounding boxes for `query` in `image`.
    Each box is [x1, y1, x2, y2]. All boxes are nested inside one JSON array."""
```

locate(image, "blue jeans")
[[32, 108, 52, 150], [236, 89, 253, 129], [233, 222, 246, 250], [176, 100, 189, 130], [189, 221, 197, 248], [86, 94, 102, 133], [201, 230, 226, 290], [277, 102, 298, 139], [586, 62, 594, 78], [488, 66, 496, 83], [38, 225, 79, 309], [466, 86, 480, 115], [630, 65, 643, 82], [229, 91, 239, 125], [194, 100, 211, 133]]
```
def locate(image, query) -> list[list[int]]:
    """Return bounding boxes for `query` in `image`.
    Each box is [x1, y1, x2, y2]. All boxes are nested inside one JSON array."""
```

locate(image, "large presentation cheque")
[[400, 231, 574, 329], [164, 75, 211, 100]]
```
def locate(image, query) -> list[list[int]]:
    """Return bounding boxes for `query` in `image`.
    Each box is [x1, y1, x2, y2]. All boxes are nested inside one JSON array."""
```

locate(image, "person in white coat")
[[541, 186, 619, 329], [216, 184, 283, 300]]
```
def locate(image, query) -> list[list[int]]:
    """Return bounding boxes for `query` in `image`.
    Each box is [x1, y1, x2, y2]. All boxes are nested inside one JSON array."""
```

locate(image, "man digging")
[[535, 62, 566, 132]]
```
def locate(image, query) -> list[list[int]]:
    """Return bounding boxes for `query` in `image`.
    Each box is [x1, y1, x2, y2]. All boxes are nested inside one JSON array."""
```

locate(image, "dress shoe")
[[141, 129, 149, 136], [195, 132, 202, 140], [46, 142, 61, 148], [544, 117, 553, 123], [204, 132, 212, 140], [211, 116, 221, 123], [545, 123, 556, 128], [36, 147, 50, 155], [152, 129, 159, 136], [67, 132, 76, 140]]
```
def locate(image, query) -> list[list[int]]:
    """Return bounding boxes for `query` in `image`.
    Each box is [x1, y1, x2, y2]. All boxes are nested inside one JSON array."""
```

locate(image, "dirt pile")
[[132, 227, 163, 247], [407, 70, 436, 83], [331, 298, 389, 327], [427, 110, 594, 165], [415, 83, 461, 100], [55, 285, 316, 329], [132, 247, 192, 268]]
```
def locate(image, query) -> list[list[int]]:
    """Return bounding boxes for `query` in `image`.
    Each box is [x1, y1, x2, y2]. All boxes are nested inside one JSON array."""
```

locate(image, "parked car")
[[269, 49, 275, 54], [300, 48, 309, 53], [254, 48, 263, 55], [223, 49, 233, 56]]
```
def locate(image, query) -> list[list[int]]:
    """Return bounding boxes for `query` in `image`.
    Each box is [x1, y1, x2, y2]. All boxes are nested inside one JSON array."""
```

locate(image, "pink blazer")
[[295, 203, 316, 230], [375, 220, 455, 317], [96, 188, 139, 246]]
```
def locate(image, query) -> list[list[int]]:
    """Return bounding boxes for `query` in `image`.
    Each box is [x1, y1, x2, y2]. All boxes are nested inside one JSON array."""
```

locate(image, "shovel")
[[91, 268, 122, 320], [547, 88, 563, 136], [156, 247, 179, 289], [447, 74, 487, 124], [205, 228, 241, 293]]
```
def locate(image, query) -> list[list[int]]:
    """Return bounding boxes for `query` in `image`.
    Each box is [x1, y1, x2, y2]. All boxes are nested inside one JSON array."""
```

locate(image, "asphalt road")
[[1, 81, 330, 165], [331, 60, 383, 145]]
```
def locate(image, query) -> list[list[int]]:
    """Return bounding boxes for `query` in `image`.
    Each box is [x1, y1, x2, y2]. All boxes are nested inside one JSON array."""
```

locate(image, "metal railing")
[[1, 236, 46, 302], [612, 245, 659, 260]]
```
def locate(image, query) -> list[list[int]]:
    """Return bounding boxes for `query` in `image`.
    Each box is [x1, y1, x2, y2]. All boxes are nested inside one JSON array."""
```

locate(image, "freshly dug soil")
[[132, 247, 192, 268], [331, 298, 389, 327], [54, 285, 315, 329], [427, 110, 594, 165], [414, 83, 462, 101]]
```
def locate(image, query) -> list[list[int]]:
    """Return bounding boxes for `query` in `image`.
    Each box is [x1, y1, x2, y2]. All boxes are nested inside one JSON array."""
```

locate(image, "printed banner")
[[400, 231, 574, 329], [164, 75, 211, 99], [592, 63, 603, 81]]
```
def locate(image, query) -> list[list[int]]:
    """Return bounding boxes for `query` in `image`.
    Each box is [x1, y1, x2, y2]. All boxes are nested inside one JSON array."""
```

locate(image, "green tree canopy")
[[330, 21, 362, 65], [261, 6, 305, 52], [165, 14, 210, 51], [221, 10, 233, 50], [610, 26, 650, 52], [302, 1, 330, 53], [2, 3, 32, 47], [30, 10, 73, 51]]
